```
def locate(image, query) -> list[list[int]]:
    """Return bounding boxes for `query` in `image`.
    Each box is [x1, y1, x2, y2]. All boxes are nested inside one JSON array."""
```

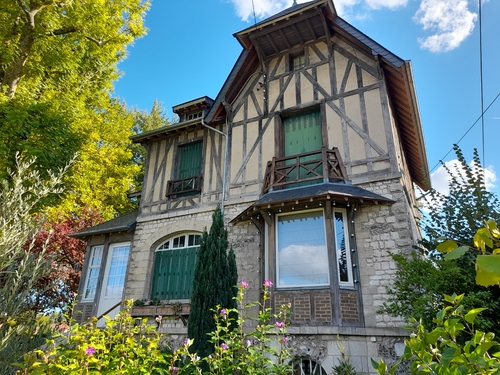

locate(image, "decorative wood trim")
[[332, 43, 379, 78], [357, 64, 373, 172], [324, 203, 340, 326]]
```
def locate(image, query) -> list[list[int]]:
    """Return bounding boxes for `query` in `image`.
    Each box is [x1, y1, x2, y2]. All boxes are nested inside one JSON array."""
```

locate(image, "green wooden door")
[[283, 110, 322, 187]]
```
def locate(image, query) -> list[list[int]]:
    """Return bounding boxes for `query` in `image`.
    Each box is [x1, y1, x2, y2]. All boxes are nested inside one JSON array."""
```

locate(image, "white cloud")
[[414, 0, 477, 52], [230, 0, 289, 22], [365, 0, 408, 10], [229, 0, 477, 52], [430, 159, 496, 196]]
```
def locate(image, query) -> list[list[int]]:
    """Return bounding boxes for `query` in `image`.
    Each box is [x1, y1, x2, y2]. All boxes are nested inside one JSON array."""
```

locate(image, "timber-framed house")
[[73, 0, 429, 373]]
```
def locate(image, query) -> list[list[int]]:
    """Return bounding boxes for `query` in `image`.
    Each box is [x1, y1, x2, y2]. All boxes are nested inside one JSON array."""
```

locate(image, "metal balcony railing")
[[262, 147, 347, 193], [166, 175, 202, 197]]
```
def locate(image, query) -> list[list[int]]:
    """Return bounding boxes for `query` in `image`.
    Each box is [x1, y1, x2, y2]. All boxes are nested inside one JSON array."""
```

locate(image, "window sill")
[[130, 304, 190, 317]]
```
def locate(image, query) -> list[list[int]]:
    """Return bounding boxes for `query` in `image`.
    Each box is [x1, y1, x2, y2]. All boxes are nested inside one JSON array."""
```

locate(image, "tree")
[[379, 146, 500, 335], [49, 97, 141, 220], [30, 207, 103, 312], [0, 155, 66, 373], [131, 100, 171, 189], [188, 206, 238, 358], [0, 0, 150, 100]]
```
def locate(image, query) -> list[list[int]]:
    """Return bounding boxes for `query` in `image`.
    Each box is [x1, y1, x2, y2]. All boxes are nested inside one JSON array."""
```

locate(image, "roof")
[[70, 210, 138, 239], [205, 0, 430, 190], [231, 182, 394, 224]]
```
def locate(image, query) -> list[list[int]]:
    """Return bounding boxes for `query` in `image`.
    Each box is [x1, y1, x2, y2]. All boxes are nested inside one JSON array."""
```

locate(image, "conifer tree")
[[188, 206, 238, 358]]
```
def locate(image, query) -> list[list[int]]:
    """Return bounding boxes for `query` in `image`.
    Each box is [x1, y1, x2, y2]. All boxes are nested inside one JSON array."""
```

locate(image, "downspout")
[[201, 117, 228, 217]]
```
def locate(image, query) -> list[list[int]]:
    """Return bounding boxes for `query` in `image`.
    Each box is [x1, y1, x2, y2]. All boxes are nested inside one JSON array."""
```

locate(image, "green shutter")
[[284, 110, 322, 187], [151, 246, 199, 300], [178, 142, 202, 179]]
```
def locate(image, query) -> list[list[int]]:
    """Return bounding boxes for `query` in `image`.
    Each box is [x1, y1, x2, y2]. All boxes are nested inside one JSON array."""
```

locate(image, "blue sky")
[[114, 0, 500, 194]]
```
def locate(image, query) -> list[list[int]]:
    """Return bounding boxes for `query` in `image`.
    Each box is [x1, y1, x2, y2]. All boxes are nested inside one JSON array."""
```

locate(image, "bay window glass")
[[104, 244, 130, 297], [83, 245, 103, 300], [334, 209, 353, 286], [151, 233, 201, 300], [276, 210, 329, 288]]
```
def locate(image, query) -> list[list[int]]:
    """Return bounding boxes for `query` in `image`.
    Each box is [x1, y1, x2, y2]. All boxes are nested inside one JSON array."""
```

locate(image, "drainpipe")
[[201, 117, 228, 217]]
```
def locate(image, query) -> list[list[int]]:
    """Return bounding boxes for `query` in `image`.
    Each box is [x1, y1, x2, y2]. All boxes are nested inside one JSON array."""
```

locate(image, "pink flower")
[[241, 280, 248, 289], [282, 336, 289, 343], [220, 308, 226, 316], [171, 366, 179, 374], [155, 315, 162, 322], [220, 343, 229, 350], [85, 346, 96, 355], [264, 279, 273, 287], [245, 339, 252, 347], [275, 321, 285, 328]]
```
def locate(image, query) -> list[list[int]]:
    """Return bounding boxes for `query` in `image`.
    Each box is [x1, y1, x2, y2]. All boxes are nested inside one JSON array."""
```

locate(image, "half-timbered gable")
[[75, 0, 429, 372]]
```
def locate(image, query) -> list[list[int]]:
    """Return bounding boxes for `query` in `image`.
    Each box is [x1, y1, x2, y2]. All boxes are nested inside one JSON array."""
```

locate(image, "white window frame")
[[333, 208, 354, 287], [275, 209, 330, 289], [82, 245, 104, 301]]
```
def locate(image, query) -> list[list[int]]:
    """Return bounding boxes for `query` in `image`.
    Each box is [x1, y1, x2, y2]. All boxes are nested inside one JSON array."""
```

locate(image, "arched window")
[[293, 357, 327, 375], [151, 233, 201, 300]]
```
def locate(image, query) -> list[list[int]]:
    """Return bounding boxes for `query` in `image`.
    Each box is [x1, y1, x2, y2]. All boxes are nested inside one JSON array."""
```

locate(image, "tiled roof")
[[70, 210, 138, 238]]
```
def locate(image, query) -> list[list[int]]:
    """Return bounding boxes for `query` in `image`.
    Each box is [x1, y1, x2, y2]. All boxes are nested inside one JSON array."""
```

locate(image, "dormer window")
[[166, 141, 203, 198], [187, 111, 203, 121]]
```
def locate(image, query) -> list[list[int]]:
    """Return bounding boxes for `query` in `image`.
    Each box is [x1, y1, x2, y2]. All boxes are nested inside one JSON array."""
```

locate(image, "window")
[[293, 358, 327, 375], [104, 244, 130, 297], [290, 51, 306, 70], [167, 141, 203, 197], [334, 209, 353, 286], [275, 208, 353, 289], [151, 234, 201, 300], [276, 210, 329, 288], [83, 245, 103, 300]]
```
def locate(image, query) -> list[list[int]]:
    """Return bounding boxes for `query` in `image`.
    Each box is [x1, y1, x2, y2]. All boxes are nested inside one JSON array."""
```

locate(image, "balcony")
[[166, 175, 202, 197], [262, 147, 347, 194]]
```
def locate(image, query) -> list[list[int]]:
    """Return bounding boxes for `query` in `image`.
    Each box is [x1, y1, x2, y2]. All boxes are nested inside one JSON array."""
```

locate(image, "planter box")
[[131, 304, 190, 317]]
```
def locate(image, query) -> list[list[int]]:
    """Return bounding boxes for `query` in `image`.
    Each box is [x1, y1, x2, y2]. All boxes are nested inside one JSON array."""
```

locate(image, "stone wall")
[[355, 178, 420, 328]]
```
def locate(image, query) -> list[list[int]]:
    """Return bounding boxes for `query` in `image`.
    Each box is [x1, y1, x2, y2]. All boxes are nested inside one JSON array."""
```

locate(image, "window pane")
[[277, 211, 329, 287], [334, 211, 351, 284], [105, 245, 130, 297], [84, 246, 103, 300]]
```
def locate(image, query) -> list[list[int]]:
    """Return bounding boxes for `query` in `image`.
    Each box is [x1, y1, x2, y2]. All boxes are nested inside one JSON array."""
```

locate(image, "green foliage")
[[175, 281, 293, 375], [188, 206, 238, 358], [373, 294, 500, 375], [332, 340, 358, 375], [379, 146, 500, 336], [20, 300, 169, 374], [0, 100, 80, 183], [420, 146, 500, 250], [0, 155, 66, 373], [130, 100, 171, 189], [19, 282, 294, 374]]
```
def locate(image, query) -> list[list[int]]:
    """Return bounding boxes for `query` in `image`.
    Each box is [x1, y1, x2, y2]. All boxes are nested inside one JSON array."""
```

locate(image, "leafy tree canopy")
[[380, 146, 500, 335]]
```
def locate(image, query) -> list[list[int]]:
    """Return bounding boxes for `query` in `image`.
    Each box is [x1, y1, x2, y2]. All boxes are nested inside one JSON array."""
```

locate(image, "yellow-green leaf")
[[437, 240, 458, 253], [464, 308, 487, 324], [474, 228, 493, 252], [475, 255, 500, 287]]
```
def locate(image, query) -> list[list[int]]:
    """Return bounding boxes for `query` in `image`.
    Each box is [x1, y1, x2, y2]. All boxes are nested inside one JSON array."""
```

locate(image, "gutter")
[[201, 117, 228, 218]]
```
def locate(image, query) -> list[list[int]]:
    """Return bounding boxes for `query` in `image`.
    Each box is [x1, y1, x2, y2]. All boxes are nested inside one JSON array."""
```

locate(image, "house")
[[73, 0, 429, 373]]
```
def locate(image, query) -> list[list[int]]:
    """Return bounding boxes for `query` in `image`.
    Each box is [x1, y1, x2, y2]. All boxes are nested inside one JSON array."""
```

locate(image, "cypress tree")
[[188, 206, 238, 358]]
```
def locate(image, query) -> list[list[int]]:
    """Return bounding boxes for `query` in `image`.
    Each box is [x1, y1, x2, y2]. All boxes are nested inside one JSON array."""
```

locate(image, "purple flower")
[[220, 343, 229, 350], [220, 308, 226, 316], [241, 280, 248, 289], [282, 336, 289, 343], [275, 321, 285, 328], [85, 346, 96, 355], [155, 315, 162, 322], [171, 366, 179, 374], [264, 279, 273, 287], [245, 339, 252, 347]]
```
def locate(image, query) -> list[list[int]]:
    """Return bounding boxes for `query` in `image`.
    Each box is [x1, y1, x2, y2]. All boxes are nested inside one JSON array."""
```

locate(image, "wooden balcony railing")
[[166, 175, 202, 197], [262, 147, 348, 193]]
